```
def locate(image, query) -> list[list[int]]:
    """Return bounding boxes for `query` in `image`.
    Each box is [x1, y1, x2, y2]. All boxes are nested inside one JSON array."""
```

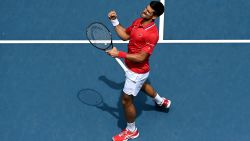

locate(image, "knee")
[[122, 94, 133, 106]]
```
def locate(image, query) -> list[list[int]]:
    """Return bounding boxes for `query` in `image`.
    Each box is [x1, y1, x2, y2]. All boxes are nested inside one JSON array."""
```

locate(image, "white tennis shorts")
[[123, 69, 149, 96]]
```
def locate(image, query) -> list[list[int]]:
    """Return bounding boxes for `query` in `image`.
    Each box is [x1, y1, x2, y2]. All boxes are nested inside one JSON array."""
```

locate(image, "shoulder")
[[131, 18, 143, 25], [146, 25, 159, 37]]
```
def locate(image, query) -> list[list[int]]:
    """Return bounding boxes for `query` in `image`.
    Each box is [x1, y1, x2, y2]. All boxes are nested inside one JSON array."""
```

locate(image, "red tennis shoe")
[[112, 128, 139, 141], [158, 97, 171, 109]]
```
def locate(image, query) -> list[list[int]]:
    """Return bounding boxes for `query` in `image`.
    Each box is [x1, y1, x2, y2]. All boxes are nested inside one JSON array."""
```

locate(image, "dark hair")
[[150, 1, 165, 17]]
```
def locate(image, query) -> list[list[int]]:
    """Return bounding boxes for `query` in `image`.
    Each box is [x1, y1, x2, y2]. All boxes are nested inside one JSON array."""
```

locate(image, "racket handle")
[[115, 58, 128, 72]]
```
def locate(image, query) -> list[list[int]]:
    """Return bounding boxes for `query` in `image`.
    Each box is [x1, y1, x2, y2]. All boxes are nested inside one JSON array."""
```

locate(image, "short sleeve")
[[126, 25, 133, 35]]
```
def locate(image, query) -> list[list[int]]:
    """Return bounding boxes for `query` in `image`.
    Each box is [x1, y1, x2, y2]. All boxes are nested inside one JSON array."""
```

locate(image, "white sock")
[[154, 93, 163, 105], [126, 122, 136, 132]]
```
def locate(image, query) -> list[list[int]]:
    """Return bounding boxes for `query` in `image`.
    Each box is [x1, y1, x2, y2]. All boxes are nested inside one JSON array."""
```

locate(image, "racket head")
[[86, 22, 113, 50], [77, 89, 103, 107]]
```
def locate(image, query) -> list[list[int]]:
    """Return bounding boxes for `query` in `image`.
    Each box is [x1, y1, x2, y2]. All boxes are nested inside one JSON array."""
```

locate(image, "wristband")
[[111, 18, 119, 26], [118, 51, 127, 58]]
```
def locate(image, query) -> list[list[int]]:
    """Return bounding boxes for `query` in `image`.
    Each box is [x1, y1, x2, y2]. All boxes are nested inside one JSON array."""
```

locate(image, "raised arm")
[[108, 10, 130, 41]]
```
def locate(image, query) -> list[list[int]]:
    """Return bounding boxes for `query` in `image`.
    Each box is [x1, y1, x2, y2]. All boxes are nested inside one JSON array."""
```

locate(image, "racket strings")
[[86, 23, 112, 49]]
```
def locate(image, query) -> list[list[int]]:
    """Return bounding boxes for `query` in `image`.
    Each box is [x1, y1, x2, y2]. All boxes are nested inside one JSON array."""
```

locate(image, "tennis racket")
[[86, 22, 128, 72]]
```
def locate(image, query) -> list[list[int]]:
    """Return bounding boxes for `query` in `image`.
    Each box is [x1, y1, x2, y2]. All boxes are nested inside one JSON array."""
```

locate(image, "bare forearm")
[[124, 53, 147, 63], [115, 24, 130, 41], [125, 54, 142, 62], [107, 48, 148, 63]]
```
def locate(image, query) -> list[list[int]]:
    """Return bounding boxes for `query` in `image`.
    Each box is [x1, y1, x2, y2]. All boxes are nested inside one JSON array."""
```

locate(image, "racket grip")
[[115, 58, 128, 72]]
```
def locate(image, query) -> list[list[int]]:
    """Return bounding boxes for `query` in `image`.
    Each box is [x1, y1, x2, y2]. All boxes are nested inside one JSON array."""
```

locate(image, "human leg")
[[142, 82, 171, 108], [112, 71, 149, 140]]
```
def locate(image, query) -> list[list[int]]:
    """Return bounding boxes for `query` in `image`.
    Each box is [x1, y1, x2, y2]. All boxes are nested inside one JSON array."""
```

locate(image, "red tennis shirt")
[[125, 18, 159, 74]]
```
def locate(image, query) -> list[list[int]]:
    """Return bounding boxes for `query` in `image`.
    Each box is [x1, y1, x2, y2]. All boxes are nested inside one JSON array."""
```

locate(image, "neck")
[[141, 19, 154, 26]]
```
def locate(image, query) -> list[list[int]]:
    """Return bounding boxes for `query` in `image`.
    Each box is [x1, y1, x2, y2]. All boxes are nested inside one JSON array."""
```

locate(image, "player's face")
[[141, 5, 157, 20]]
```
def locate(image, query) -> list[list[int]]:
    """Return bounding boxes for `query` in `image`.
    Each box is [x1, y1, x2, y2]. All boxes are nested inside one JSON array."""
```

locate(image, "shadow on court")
[[77, 76, 169, 130]]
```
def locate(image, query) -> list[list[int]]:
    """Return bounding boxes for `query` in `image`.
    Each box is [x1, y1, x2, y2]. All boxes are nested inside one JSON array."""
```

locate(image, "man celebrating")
[[106, 1, 171, 141]]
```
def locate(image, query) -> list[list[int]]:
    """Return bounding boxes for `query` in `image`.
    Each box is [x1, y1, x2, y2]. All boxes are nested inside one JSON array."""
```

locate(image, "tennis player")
[[106, 1, 171, 141]]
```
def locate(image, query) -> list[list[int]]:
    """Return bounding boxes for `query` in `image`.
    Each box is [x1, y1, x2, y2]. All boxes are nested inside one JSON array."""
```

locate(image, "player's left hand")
[[106, 47, 119, 58]]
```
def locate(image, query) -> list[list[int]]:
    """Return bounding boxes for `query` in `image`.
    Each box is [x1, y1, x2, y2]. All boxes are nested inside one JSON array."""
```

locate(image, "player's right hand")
[[108, 10, 117, 20]]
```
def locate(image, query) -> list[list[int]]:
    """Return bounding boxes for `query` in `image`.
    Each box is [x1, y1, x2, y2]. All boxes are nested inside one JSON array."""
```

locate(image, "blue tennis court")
[[1, 0, 250, 141]]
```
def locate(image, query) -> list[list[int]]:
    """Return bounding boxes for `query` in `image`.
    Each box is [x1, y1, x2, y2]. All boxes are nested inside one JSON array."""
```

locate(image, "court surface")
[[1, 0, 250, 141]]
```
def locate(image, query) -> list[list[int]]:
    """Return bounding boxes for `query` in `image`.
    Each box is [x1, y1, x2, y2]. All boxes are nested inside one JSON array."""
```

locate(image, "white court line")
[[0, 0, 249, 44], [159, 0, 165, 41], [1, 40, 250, 44], [158, 40, 250, 44]]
